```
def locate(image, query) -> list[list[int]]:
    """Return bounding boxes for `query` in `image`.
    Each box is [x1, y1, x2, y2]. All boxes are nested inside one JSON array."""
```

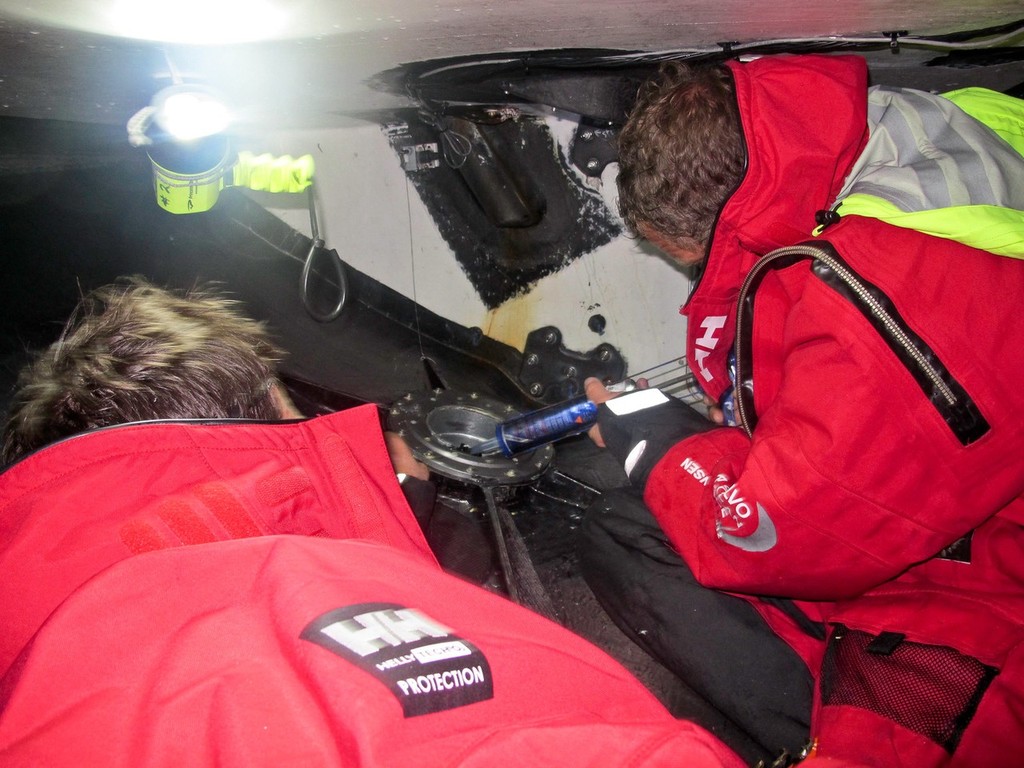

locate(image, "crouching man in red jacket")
[[581, 53, 1024, 768], [0, 277, 744, 766]]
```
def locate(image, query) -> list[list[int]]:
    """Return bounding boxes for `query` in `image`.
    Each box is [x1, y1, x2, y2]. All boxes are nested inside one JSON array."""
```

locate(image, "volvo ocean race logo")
[[681, 457, 778, 552], [302, 602, 493, 716], [713, 473, 778, 552]]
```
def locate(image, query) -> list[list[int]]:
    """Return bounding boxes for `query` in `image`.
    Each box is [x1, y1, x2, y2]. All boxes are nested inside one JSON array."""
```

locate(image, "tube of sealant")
[[472, 395, 599, 457]]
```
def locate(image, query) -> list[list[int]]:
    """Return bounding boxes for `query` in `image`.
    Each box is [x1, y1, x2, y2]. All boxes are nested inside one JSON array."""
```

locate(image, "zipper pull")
[[814, 209, 842, 230]]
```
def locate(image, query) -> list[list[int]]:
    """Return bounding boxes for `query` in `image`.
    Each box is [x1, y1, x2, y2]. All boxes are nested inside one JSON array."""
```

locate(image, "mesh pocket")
[[820, 624, 998, 753]]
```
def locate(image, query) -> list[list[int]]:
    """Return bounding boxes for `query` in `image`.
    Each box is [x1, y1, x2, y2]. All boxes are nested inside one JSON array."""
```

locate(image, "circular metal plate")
[[386, 389, 553, 486]]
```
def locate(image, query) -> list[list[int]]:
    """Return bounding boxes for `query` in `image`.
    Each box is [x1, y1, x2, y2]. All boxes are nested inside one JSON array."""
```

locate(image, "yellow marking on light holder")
[[233, 152, 315, 193], [148, 138, 233, 215]]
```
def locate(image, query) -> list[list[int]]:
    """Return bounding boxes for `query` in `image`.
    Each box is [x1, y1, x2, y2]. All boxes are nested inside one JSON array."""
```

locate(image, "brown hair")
[[2, 278, 285, 463], [616, 61, 746, 251]]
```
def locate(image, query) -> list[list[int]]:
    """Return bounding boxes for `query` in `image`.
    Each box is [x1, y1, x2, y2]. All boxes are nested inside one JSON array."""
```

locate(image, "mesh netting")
[[820, 625, 998, 753]]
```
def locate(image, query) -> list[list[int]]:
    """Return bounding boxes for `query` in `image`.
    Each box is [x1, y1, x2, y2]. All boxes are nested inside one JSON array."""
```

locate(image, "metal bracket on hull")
[[517, 325, 625, 403]]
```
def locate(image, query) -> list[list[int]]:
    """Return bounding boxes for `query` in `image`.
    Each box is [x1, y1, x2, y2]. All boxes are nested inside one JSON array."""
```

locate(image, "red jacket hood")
[[684, 54, 868, 399], [0, 406, 434, 676]]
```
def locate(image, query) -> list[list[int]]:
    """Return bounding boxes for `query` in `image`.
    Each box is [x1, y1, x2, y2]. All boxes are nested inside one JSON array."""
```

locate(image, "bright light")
[[153, 86, 230, 141], [110, 0, 288, 44]]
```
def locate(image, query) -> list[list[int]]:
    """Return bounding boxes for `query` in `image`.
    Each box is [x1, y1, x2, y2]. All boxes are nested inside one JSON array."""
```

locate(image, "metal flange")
[[386, 389, 553, 487]]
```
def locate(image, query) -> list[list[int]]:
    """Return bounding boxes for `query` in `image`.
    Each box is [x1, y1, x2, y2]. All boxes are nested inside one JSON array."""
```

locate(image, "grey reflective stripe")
[[834, 86, 1024, 213]]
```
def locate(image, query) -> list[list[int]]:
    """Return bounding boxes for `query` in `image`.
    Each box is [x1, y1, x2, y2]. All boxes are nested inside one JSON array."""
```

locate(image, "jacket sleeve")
[[642, 272, 1015, 600]]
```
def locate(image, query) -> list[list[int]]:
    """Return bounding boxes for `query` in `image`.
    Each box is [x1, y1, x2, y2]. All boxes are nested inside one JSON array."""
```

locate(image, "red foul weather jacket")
[[0, 406, 743, 767], [0, 405, 435, 678], [643, 55, 1024, 766], [0, 535, 744, 767]]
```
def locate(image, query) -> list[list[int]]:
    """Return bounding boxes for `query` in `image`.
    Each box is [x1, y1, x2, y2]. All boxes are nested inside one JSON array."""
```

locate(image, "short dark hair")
[[616, 61, 746, 249], [2, 278, 285, 463]]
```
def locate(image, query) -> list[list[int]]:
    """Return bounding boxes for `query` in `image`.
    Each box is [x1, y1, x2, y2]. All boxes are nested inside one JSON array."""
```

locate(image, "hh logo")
[[693, 315, 727, 383], [315, 606, 452, 657], [302, 603, 494, 716]]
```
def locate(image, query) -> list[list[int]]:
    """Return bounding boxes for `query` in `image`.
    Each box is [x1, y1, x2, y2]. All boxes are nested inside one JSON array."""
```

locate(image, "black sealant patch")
[[393, 110, 621, 309], [301, 602, 494, 717]]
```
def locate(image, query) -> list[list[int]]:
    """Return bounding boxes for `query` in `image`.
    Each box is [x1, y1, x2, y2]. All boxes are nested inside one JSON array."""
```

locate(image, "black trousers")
[[579, 487, 815, 764]]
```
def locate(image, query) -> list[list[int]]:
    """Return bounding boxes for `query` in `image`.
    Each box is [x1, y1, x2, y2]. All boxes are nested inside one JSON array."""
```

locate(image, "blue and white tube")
[[472, 396, 599, 457]]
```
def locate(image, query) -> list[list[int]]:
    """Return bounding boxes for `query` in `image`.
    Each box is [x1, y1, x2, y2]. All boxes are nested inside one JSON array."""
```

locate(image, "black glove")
[[597, 394, 715, 487], [399, 476, 438, 528]]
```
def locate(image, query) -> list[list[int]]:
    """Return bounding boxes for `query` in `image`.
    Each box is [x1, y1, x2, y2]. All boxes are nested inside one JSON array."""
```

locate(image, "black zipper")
[[733, 241, 989, 446]]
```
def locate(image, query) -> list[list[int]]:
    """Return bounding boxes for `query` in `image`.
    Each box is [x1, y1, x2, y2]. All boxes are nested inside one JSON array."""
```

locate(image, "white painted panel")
[[249, 121, 695, 379], [242, 122, 479, 305]]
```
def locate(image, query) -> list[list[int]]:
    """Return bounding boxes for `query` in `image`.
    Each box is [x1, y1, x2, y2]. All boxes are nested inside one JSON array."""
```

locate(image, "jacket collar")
[[684, 54, 869, 399]]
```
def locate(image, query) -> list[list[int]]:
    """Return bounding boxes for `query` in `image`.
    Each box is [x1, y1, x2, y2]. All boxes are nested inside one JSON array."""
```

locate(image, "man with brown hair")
[[3, 278, 294, 462], [2, 277, 426, 473], [581, 54, 1024, 768], [616, 60, 745, 265], [0, 276, 434, 670]]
